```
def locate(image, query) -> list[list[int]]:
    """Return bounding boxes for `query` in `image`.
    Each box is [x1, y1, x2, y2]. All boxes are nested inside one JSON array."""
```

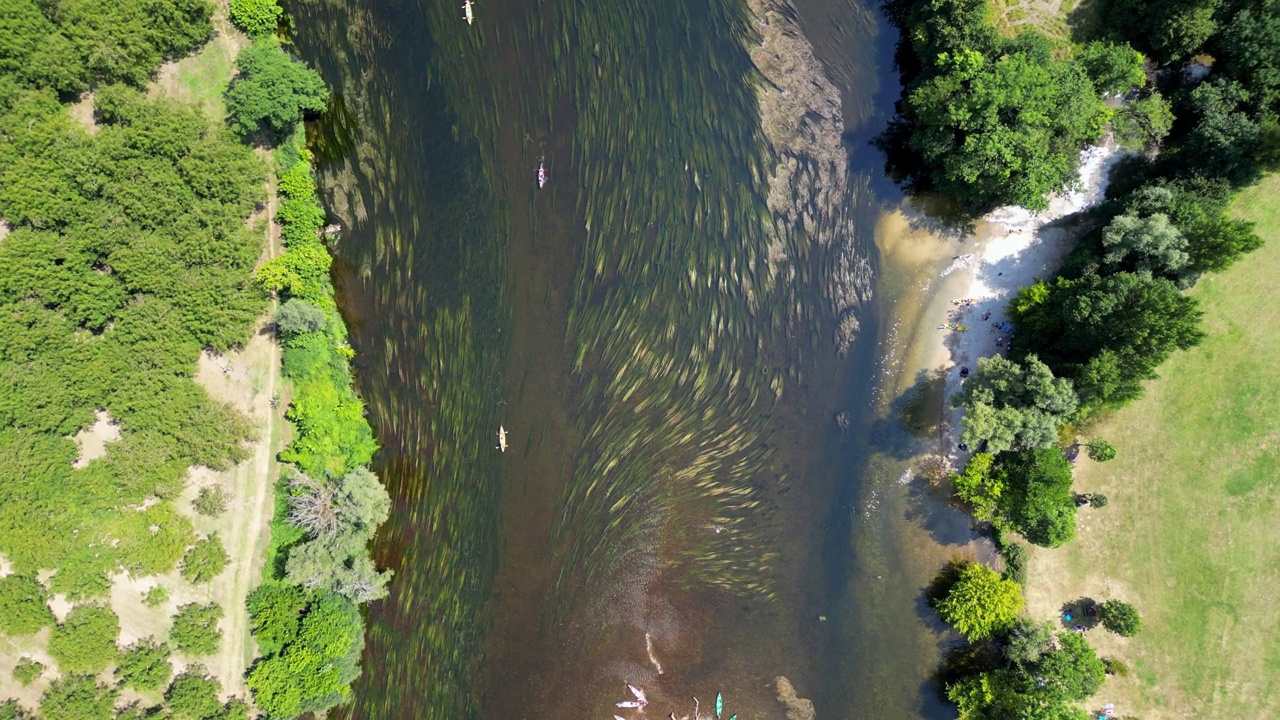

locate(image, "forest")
[[0, 0, 387, 718], [884, 0, 1280, 717]]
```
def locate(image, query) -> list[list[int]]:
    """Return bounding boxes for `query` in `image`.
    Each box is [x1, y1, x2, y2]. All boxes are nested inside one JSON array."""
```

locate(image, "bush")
[[1000, 542, 1028, 585], [143, 585, 170, 608], [1089, 493, 1109, 508], [48, 605, 119, 674], [0, 699, 33, 720], [275, 299, 327, 335], [170, 603, 222, 656], [1100, 599, 1143, 636], [39, 674, 117, 720], [933, 561, 1024, 640], [116, 638, 172, 691], [0, 574, 54, 636], [165, 666, 223, 720], [1086, 439, 1117, 462], [225, 38, 328, 140], [1105, 657, 1131, 676], [193, 485, 228, 516], [229, 0, 282, 36], [180, 535, 230, 584], [12, 657, 43, 686]]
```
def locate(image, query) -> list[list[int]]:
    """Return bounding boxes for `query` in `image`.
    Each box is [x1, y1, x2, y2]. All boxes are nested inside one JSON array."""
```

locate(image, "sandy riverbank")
[[925, 144, 1122, 468]]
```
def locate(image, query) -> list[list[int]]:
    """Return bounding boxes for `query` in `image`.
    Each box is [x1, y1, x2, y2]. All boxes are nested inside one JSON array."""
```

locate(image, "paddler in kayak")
[[462, 0, 474, 25], [537, 156, 547, 188], [496, 425, 507, 452]]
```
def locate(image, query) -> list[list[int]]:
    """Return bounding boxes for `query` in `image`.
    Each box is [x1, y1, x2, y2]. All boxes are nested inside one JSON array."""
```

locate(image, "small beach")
[[926, 144, 1123, 466]]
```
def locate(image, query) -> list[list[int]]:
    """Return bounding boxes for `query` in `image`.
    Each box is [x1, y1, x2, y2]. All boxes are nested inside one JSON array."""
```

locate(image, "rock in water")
[[774, 676, 815, 720]]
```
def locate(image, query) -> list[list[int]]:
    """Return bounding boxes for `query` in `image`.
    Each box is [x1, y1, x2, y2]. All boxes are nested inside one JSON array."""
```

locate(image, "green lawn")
[[1022, 175, 1280, 719], [151, 4, 243, 122]]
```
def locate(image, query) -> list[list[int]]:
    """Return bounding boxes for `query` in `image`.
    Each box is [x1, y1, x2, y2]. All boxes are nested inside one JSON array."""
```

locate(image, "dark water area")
[[287, 0, 967, 717]]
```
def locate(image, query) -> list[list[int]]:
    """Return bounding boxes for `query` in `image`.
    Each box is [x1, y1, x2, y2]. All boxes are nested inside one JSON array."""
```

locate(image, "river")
[[286, 0, 977, 717]]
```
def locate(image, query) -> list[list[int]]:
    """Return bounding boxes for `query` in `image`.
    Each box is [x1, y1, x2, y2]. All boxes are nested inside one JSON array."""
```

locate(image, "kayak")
[[715, 693, 723, 718]]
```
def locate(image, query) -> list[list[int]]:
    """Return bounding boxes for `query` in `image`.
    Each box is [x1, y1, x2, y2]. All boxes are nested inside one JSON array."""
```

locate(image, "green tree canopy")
[[1085, 438, 1117, 462], [170, 602, 222, 656], [39, 674, 118, 720], [1034, 631, 1107, 702], [953, 355, 1079, 454], [934, 561, 1025, 640], [1011, 272, 1204, 408], [246, 583, 308, 656], [995, 447, 1078, 548], [11, 657, 43, 687], [229, 0, 282, 37], [1077, 41, 1147, 95], [165, 666, 223, 720], [902, 43, 1109, 213], [0, 574, 54, 636], [1113, 93, 1175, 151], [246, 591, 364, 718], [1101, 599, 1143, 636], [115, 637, 172, 691], [1101, 212, 1190, 279], [48, 604, 119, 675], [951, 453, 1002, 524], [275, 298, 327, 335], [225, 37, 328, 140], [180, 534, 230, 584]]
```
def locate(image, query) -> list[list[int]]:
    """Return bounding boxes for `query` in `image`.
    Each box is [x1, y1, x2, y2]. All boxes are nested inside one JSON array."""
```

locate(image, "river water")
[[287, 0, 975, 717]]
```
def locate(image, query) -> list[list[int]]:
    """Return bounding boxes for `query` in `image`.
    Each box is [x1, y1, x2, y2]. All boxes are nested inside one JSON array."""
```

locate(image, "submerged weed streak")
[[549, 0, 871, 621]]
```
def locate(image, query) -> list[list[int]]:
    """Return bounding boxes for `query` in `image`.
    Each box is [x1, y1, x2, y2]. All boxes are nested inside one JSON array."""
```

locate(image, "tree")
[[953, 355, 1079, 454], [12, 657, 43, 686], [285, 533, 392, 602], [996, 448, 1078, 548], [180, 535, 230, 584], [1011, 272, 1204, 408], [225, 37, 328, 140], [193, 485, 228, 516], [116, 638, 172, 691], [143, 585, 169, 608], [246, 592, 364, 717], [902, 45, 1109, 213], [1212, 0, 1280, 115], [1113, 93, 1174, 151], [1180, 79, 1264, 185], [934, 561, 1025, 640], [165, 666, 223, 720], [1101, 212, 1190, 279], [1004, 618, 1056, 667], [229, 0, 283, 36], [48, 605, 119, 674], [1100, 599, 1143, 636], [39, 675, 118, 720], [247, 583, 307, 655], [951, 453, 1002, 523], [1085, 439, 1117, 462], [275, 298, 326, 335], [170, 603, 222, 656], [0, 574, 54, 635], [1077, 41, 1146, 95], [1035, 632, 1107, 702]]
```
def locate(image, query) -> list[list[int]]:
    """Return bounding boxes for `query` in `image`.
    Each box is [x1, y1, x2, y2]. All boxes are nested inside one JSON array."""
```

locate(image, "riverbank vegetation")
[[885, 0, 1279, 716], [0, 1, 387, 717]]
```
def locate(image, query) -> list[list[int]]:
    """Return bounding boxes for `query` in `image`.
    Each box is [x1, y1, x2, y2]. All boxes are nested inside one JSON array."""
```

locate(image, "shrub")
[[165, 666, 223, 720], [116, 638, 172, 691], [143, 585, 170, 608], [193, 485, 228, 516], [170, 603, 222, 656], [39, 674, 117, 720], [48, 605, 119, 674], [1000, 542, 1028, 585], [0, 574, 54, 636], [12, 657, 44, 686], [180, 535, 230, 584], [0, 699, 34, 720], [1089, 493, 1109, 508], [1100, 599, 1143, 636], [225, 38, 328, 140], [275, 299, 327, 335], [229, 0, 282, 37], [1085, 439, 1117, 462], [1105, 657, 1131, 676], [933, 561, 1024, 640]]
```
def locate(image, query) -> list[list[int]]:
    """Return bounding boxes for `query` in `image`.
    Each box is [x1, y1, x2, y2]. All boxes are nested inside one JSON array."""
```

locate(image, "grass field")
[[149, 3, 244, 122], [1022, 175, 1280, 719]]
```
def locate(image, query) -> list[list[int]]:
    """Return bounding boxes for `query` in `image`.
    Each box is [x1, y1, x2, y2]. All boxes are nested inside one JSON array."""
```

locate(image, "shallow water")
[[286, 0, 975, 716]]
